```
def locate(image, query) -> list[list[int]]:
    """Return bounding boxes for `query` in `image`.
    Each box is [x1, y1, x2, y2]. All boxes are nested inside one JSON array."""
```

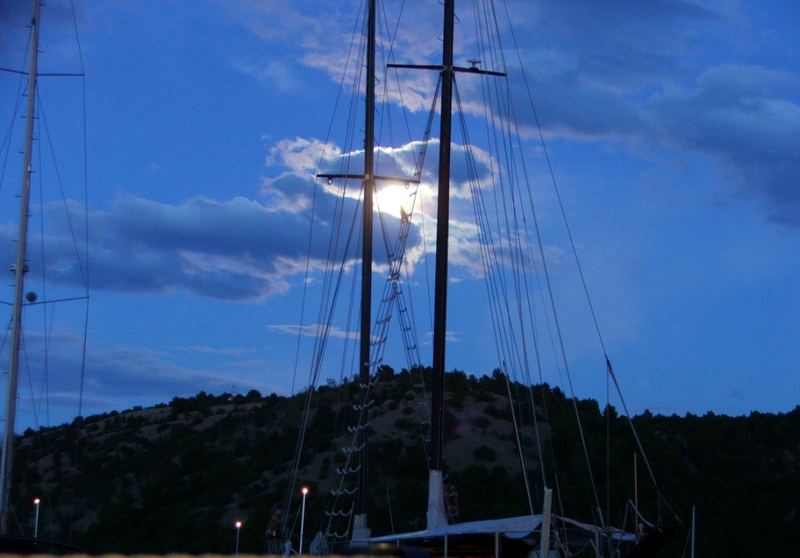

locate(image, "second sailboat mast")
[[430, 0, 455, 475], [357, 0, 377, 520]]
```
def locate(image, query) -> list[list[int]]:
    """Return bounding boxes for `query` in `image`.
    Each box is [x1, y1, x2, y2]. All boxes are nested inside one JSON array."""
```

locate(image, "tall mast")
[[1, 0, 42, 535], [355, 0, 376, 532], [426, 0, 455, 530], [318, 0, 420, 539], [430, 0, 454, 483], [382, 0, 502, 530]]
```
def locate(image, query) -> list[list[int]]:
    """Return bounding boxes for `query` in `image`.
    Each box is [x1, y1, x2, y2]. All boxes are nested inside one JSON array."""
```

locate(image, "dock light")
[[234, 520, 242, 555], [33, 498, 40, 538], [299, 487, 309, 554]]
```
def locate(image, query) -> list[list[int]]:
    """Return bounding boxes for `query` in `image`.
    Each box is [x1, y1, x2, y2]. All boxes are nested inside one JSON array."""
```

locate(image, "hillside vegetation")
[[9, 367, 799, 556]]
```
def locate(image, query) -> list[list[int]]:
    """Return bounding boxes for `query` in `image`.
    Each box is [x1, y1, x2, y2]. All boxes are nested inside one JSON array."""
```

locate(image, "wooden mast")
[[430, 0, 454, 477], [425, 0, 455, 530], [355, 0, 376, 532], [1, 0, 42, 535]]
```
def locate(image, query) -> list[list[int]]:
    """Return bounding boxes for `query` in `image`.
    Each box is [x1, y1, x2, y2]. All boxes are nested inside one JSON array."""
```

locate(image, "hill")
[[9, 367, 799, 556]]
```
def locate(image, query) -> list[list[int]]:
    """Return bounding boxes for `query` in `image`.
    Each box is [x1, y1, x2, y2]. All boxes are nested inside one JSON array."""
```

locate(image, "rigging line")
[[606, 358, 681, 522], [512, 40, 610, 360], [502, 367, 534, 514], [482, 52, 551, 500], [36, 90, 88, 287], [400, 243, 424, 364], [333, 212, 363, 514], [382, 0, 418, 170], [295, 8, 370, 531], [38, 83, 94, 423], [68, 0, 86, 74], [467, 74, 525, 404], [312, 25, 365, 346], [305, 30, 365, 397], [503, 0, 672, 527], [468, 6, 533, 393], [290, 176, 360, 520], [323, 344, 360, 536], [454, 83, 509, 379], [374, 77, 440, 399], [480, 0, 573, 524], [290, 0, 362, 398], [415, 78, 443, 336], [453, 74, 514, 387], [21, 334, 40, 428], [0, 318, 10, 358], [474, 14, 547, 498], [325, 398, 363, 516], [489, 1, 606, 530], [456, 80, 541, 511], [0, 76, 27, 194], [34, 105, 51, 427], [76, 10, 91, 420], [284, 175, 362, 536], [514, 175, 574, 515], [483, 12, 537, 392], [0, 24, 32, 197], [0, 68, 28, 76], [400, 275, 432, 466], [382, 57, 442, 340], [373, 185, 429, 465], [364, 134, 438, 510], [316, 366, 351, 528], [501, 19, 621, 510], [310, 180, 358, 380], [370, 178, 431, 466], [482, 1, 541, 411], [416, 79, 442, 352], [606, 359, 611, 526], [481, 0, 569, 519]]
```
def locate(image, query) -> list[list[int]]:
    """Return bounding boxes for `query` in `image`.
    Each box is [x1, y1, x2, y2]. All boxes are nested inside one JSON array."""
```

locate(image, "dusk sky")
[[1, 0, 798, 431]]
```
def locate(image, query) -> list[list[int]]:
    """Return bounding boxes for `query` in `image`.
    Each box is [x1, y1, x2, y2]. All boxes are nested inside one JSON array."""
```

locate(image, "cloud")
[[234, 58, 302, 93], [0, 0, 86, 74], [175, 345, 259, 356], [229, 0, 798, 235], [4, 328, 211, 426], [267, 323, 358, 340], [492, 11, 800, 230], [77, 342, 281, 417], [648, 65, 800, 226], [36, 195, 322, 301], [10, 325, 285, 428]]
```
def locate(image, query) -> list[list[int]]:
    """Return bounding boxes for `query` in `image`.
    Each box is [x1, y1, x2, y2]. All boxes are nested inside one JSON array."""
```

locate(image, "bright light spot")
[[33, 498, 40, 505], [375, 185, 411, 220], [235, 521, 242, 529], [301, 487, 309, 495]]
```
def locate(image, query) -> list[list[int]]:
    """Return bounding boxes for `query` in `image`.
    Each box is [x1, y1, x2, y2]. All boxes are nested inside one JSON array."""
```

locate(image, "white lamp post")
[[299, 487, 309, 555], [33, 498, 40, 538], [234, 520, 242, 555]]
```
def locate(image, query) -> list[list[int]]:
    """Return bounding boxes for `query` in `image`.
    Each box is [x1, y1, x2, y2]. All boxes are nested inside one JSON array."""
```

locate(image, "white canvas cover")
[[363, 514, 545, 543]]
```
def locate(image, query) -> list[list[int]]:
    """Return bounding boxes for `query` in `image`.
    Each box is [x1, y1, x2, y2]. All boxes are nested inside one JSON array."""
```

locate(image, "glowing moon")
[[375, 184, 412, 220]]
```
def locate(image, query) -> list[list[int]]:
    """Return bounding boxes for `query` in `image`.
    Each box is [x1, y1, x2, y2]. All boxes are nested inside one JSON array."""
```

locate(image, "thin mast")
[[430, 0, 454, 475], [357, 0, 376, 521], [1, 0, 42, 535], [423, 0, 455, 531]]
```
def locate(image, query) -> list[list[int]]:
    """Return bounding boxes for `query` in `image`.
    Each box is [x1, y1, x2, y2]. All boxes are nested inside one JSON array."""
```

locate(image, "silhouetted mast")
[[430, 0, 455, 479], [356, 0, 377, 532], [384, 0, 502, 528], [1, 0, 42, 535]]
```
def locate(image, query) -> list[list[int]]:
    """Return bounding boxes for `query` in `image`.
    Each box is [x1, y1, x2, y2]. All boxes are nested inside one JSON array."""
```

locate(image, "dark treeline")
[[9, 367, 798, 556]]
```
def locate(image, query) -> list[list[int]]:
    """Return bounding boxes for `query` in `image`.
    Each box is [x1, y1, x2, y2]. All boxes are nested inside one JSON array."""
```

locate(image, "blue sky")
[[1, 0, 798, 430]]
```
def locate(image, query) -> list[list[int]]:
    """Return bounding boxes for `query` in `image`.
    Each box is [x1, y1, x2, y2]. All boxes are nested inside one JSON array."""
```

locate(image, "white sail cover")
[[361, 513, 636, 544], [364, 514, 544, 543]]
